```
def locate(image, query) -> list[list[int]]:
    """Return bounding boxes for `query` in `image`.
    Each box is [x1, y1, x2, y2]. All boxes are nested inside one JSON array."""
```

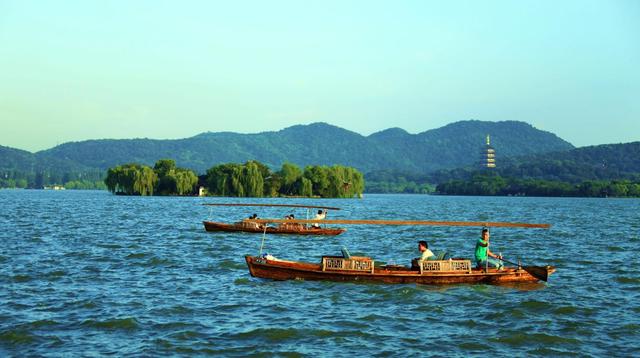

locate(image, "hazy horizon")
[[2, 1, 639, 152]]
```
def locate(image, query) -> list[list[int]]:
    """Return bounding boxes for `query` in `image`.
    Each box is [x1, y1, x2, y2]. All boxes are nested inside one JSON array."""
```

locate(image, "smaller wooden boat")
[[202, 203, 345, 236], [203, 220, 346, 236], [245, 255, 556, 284]]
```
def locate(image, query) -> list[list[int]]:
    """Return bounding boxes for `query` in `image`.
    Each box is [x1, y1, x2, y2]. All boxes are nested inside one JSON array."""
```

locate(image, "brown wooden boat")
[[202, 203, 345, 236], [243, 218, 555, 285], [245, 254, 556, 284], [203, 221, 346, 236]]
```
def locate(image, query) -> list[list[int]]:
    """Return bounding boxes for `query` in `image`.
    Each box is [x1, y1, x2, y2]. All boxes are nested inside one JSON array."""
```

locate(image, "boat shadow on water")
[[415, 281, 548, 292]]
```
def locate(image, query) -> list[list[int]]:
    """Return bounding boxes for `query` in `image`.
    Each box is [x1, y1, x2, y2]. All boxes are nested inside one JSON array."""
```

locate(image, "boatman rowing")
[[475, 228, 504, 270]]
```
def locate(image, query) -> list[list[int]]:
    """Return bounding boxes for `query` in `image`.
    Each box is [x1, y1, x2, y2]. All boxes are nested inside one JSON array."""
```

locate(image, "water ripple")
[[1, 190, 639, 355]]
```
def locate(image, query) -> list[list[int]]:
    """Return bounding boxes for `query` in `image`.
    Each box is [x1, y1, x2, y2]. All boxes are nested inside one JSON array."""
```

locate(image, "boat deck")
[[245, 255, 555, 285]]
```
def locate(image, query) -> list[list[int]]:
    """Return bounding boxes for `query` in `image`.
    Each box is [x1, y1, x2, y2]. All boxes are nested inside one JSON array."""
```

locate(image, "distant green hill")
[[498, 141, 640, 182], [0, 145, 36, 171], [28, 120, 573, 172], [432, 142, 640, 197], [0, 145, 101, 188], [1, 120, 576, 187]]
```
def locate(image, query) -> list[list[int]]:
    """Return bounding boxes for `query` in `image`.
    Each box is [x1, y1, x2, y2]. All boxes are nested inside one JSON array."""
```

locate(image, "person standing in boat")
[[475, 228, 503, 269], [311, 209, 327, 228]]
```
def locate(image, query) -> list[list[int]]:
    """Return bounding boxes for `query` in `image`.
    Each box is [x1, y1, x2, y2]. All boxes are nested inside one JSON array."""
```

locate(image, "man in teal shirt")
[[475, 228, 504, 270]]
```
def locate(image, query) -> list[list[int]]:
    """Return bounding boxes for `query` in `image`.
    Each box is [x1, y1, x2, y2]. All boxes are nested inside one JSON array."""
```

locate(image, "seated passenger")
[[411, 240, 436, 270], [289, 214, 304, 230], [418, 240, 435, 262], [279, 214, 291, 229], [247, 213, 262, 229]]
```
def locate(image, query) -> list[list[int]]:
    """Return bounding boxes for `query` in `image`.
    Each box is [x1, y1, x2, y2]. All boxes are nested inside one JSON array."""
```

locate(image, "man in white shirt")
[[418, 241, 435, 261], [312, 209, 327, 228]]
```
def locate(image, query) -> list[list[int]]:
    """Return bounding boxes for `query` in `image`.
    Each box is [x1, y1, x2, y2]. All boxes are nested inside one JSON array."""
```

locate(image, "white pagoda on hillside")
[[480, 134, 496, 168]]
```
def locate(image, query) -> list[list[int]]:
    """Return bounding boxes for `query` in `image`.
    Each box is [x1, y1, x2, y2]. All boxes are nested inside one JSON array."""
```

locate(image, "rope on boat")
[[259, 225, 267, 256]]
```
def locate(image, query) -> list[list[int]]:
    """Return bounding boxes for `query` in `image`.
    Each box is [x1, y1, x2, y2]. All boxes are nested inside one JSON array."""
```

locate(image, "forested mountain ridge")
[[366, 120, 573, 172], [427, 141, 640, 184], [3, 121, 639, 192], [0, 145, 35, 171], [3, 120, 574, 176], [498, 141, 640, 182]]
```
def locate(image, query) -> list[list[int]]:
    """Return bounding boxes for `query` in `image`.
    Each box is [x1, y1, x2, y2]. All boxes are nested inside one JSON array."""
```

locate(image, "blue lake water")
[[1, 190, 639, 356]]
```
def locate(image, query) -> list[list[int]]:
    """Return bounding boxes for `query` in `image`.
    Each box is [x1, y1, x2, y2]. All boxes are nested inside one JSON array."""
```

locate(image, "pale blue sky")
[[1, 0, 638, 152]]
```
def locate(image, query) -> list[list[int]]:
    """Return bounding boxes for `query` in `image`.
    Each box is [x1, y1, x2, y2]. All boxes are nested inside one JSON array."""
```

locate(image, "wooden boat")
[[202, 203, 345, 236], [203, 220, 346, 236], [244, 218, 555, 285], [245, 255, 555, 284]]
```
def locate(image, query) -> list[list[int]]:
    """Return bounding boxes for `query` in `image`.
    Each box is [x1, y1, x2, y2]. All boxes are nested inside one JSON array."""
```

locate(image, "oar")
[[500, 257, 549, 282]]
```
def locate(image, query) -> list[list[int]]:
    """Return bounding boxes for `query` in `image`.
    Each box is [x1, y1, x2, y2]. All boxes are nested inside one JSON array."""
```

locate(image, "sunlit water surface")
[[1, 190, 639, 356]]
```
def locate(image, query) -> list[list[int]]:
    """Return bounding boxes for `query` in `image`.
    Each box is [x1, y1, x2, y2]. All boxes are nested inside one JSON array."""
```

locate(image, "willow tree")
[[206, 164, 232, 196], [206, 163, 246, 196], [300, 177, 313, 197], [242, 161, 264, 197], [105, 163, 156, 195], [133, 166, 158, 196], [279, 162, 302, 196], [324, 165, 364, 198], [105, 164, 137, 194], [152, 159, 198, 196], [154, 159, 176, 177], [264, 173, 282, 197], [174, 169, 198, 195], [104, 167, 120, 193], [230, 165, 245, 197], [203, 160, 363, 198], [303, 165, 330, 196], [154, 159, 177, 195]]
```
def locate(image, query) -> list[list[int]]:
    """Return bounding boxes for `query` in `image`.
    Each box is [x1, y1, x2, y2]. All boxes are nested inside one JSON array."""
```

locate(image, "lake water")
[[1, 190, 639, 356]]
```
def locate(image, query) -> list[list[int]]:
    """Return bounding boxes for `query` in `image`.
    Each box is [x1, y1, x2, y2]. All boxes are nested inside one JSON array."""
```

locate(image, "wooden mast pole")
[[249, 218, 551, 229]]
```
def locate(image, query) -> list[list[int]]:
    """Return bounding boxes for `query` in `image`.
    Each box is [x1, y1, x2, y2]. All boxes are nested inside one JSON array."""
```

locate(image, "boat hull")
[[245, 256, 555, 285], [203, 221, 346, 236]]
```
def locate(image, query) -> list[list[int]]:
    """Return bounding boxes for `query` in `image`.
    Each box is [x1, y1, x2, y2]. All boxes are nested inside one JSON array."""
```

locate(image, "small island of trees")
[[104, 159, 364, 198], [104, 159, 198, 196]]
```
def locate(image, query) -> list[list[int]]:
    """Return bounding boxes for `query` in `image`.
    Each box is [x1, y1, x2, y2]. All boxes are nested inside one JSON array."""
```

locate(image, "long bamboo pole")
[[249, 218, 551, 229]]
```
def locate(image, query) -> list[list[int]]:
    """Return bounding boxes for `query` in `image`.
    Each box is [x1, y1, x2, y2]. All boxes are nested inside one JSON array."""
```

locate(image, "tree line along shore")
[[435, 173, 640, 198], [103, 159, 364, 198], [3, 160, 640, 198]]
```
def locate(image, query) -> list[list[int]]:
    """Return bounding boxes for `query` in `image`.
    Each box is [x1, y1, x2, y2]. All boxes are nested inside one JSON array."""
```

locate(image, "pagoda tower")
[[480, 134, 496, 168]]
